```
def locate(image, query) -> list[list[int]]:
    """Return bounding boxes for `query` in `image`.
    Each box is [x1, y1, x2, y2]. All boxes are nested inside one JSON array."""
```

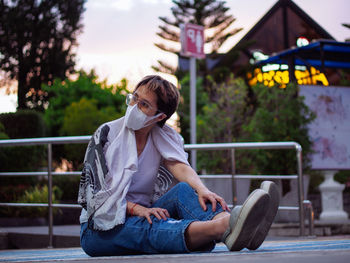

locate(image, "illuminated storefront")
[[247, 66, 329, 88], [212, 0, 350, 86], [252, 40, 350, 87]]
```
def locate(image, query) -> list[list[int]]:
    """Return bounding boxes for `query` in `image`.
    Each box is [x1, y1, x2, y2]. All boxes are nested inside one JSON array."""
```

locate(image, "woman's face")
[[131, 85, 159, 117]]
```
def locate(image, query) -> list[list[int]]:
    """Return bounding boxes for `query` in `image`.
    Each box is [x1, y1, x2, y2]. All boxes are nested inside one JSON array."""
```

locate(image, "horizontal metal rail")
[[199, 174, 298, 180], [0, 171, 81, 177], [0, 202, 300, 211], [0, 136, 308, 247], [184, 141, 301, 151], [0, 136, 91, 146], [0, 203, 81, 209], [0, 172, 299, 179]]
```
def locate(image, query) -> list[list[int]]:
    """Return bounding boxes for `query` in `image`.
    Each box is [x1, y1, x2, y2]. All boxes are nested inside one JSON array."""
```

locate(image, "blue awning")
[[256, 40, 350, 69]]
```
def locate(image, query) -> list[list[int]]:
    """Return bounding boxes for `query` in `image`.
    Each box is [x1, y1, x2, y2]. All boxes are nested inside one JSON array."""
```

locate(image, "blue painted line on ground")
[[1, 239, 350, 262]]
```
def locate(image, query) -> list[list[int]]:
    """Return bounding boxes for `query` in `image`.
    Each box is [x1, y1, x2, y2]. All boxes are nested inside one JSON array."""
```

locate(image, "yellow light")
[[247, 67, 329, 87]]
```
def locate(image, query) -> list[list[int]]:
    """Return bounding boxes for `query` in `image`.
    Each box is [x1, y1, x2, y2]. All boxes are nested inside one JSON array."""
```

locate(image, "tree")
[[178, 75, 253, 173], [242, 83, 316, 176], [43, 70, 128, 137], [153, 0, 242, 74], [0, 0, 86, 110], [43, 70, 128, 169], [61, 97, 122, 168]]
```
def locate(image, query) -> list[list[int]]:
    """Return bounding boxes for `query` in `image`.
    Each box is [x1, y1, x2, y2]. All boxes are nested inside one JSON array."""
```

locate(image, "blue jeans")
[[80, 182, 224, 256]]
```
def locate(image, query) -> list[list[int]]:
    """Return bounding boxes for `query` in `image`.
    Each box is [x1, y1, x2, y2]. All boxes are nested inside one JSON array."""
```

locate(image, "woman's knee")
[[175, 182, 194, 193]]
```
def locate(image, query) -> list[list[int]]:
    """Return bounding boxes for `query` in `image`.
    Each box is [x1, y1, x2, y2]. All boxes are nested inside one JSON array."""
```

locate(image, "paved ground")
[[1, 234, 350, 263], [1, 225, 350, 263]]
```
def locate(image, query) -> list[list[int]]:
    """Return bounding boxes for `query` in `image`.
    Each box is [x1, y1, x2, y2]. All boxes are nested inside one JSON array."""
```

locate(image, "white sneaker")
[[247, 181, 279, 250], [222, 189, 270, 251]]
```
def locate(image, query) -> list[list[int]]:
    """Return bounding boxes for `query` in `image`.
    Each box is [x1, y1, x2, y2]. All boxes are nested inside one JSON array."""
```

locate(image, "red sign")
[[180, 23, 205, 59]]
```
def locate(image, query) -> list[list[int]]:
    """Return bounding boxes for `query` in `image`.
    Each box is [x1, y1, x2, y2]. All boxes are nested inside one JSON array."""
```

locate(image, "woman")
[[78, 75, 279, 256]]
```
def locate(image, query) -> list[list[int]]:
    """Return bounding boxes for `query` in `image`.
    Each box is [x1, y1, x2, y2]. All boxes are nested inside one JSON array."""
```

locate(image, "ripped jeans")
[[80, 182, 224, 256]]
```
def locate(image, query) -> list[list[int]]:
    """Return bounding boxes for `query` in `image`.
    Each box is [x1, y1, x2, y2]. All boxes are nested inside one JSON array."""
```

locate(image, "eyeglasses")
[[126, 93, 160, 115]]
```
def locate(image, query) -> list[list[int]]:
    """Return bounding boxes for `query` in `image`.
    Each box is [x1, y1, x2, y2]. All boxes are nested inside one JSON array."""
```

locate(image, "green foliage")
[[178, 74, 253, 173], [196, 76, 253, 173], [0, 185, 62, 218], [308, 170, 326, 194], [43, 70, 127, 169], [0, 0, 86, 110], [198, 76, 251, 143], [178, 74, 315, 178], [53, 175, 80, 202], [18, 185, 62, 218], [0, 123, 9, 139], [0, 110, 47, 138], [61, 98, 121, 136], [335, 170, 350, 193], [61, 97, 122, 166], [0, 110, 47, 172], [242, 83, 316, 175], [177, 74, 209, 144], [43, 70, 127, 137]]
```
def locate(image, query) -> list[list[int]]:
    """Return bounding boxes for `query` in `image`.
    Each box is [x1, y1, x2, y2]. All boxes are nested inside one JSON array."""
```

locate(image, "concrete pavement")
[[1, 236, 350, 263], [1, 224, 350, 263]]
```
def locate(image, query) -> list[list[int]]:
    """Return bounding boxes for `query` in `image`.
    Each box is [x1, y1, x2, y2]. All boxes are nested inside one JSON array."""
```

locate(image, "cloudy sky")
[[1, 0, 349, 112]]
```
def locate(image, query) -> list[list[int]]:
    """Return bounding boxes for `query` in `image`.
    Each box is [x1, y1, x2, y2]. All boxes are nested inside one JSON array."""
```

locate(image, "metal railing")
[[0, 136, 314, 247]]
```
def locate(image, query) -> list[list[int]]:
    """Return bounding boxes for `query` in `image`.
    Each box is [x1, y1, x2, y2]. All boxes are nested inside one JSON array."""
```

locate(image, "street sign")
[[180, 23, 205, 59]]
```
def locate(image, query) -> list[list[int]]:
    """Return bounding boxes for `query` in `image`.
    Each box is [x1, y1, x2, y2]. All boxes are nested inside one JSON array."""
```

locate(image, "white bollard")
[[319, 170, 349, 223]]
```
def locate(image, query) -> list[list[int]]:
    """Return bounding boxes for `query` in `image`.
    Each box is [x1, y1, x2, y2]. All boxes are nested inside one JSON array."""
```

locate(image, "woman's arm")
[[126, 201, 170, 224], [164, 160, 229, 212]]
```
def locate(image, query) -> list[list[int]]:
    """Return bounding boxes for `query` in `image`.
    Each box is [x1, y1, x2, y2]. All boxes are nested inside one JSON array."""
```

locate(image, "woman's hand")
[[164, 160, 230, 213], [197, 187, 230, 212], [132, 204, 170, 224]]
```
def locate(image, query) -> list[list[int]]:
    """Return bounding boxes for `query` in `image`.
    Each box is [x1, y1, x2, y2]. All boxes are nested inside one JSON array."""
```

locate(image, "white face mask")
[[125, 104, 162, 130]]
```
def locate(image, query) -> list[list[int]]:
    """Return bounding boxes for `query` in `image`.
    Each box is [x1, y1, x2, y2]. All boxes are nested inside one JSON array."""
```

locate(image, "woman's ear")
[[158, 113, 167, 121]]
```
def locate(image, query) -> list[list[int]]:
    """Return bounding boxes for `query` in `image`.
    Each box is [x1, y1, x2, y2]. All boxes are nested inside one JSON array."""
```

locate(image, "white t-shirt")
[[126, 133, 161, 207], [79, 119, 189, 229]]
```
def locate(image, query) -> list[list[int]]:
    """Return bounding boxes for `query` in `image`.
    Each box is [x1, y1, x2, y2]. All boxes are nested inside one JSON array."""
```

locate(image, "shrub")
[[1, 185, 62, 218], [195, 76, 253, 173], [0, 122, 8, 139], [0, 110, 47, 173], [43, 70, 127, 137], [242, 82, 315, 176], [60, 98, 121, 167], [42, 70, 127, 170], [0, 110, 46, 138]]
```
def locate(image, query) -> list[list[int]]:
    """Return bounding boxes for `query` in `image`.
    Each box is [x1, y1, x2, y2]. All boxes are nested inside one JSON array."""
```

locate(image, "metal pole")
[[303, 200, 315, 237], [231, 149, 237, 206], [47, 143, 53, 248], [296, 145, 305, 236], [190, 56, 197, 171]]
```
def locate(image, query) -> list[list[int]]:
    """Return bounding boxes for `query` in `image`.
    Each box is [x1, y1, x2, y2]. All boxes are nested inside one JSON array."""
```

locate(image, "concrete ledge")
[[0, 232, 8, 250], [0, 232, 79, 249], [270, 221, 350, 237]]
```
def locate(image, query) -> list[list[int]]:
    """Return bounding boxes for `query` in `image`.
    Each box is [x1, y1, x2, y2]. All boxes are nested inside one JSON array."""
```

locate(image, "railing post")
[[231, 149, 237, 206], [47, 143, 53, 248], [296, 145, 305, 236], [303, 200, 315, 237]]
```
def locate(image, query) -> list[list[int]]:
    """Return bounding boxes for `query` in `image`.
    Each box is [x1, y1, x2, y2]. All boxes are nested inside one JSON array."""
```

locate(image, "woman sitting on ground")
[[78, 75, 279, 256]]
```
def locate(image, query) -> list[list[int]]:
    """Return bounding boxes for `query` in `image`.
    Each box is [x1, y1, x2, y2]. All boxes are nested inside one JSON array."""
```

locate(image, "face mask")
[[125, 104, 162, 130]]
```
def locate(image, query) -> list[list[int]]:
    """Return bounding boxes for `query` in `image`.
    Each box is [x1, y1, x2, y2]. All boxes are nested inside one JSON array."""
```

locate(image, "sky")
[[1, 0, 349, 113]]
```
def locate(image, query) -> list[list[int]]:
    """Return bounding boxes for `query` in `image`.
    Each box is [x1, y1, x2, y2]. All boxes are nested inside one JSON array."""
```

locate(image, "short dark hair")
[[134, 75, 179, 127]]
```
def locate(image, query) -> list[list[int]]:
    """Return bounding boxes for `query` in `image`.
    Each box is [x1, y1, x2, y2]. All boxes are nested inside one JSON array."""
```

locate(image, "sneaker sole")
[[225, 189, 270, 251], [247, 181, 279, 250]]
